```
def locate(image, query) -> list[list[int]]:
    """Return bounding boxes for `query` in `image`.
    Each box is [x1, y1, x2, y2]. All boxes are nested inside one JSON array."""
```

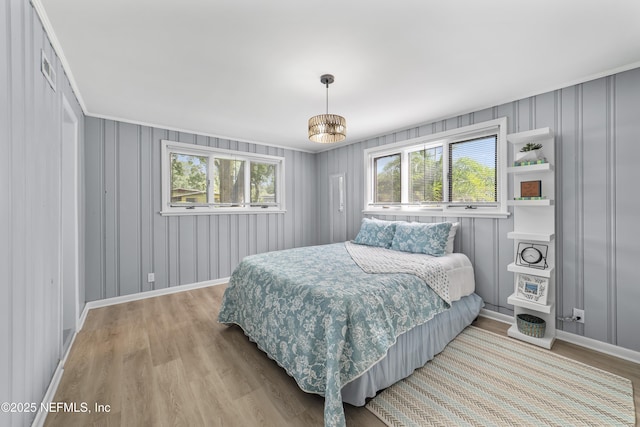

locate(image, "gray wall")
[[1, 0, 85, 425], [316, 67, 640, 353], [84, 118, 317, 300]]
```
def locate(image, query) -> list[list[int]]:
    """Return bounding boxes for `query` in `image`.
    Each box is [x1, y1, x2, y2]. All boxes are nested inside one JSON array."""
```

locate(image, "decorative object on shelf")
[[516, 273, 548, 305], [516, 313, 546, 338], [521, 142, 542, 151], [513, 159, 548, 167], [513, 196, 547, 201], [308, 74, 347, 144], [520, 180, 542, 198], [515, 142, 546, 163], [516, 242, 548, 269]]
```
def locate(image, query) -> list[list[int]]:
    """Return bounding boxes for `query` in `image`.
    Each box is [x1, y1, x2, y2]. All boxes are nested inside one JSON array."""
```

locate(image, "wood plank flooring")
[[45, 285, 639, 426]]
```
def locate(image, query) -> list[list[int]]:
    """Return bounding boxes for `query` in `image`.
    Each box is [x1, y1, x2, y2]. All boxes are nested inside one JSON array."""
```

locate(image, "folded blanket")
[[345, 240, 451, 305]]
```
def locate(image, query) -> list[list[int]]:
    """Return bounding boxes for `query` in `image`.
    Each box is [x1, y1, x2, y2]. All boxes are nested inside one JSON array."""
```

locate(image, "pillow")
[[353, 218, 397, 248], [446, 222, 460, 254], [391, 221, 452, 256]]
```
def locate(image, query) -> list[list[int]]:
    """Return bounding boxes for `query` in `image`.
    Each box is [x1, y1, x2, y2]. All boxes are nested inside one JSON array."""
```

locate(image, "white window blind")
[[448, 135, 497, 205], [363, 117, 508, 218]]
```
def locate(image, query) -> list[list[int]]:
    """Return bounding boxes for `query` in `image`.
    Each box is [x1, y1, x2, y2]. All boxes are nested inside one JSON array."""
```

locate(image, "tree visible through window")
[[214, 158, 244, 205], [170, 154, 208, 204], [409, 146, 443, 204], [449, 136, 496, 203], [250, 162, 276, 204], [374, 154, 401, 203], [162, 140, 285, 213], [365, 118, 506, 216]]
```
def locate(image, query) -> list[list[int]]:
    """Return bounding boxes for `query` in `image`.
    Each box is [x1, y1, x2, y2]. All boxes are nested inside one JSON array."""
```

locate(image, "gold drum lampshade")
[[308, 113, 347, 143], [308, 74, 347, 143]]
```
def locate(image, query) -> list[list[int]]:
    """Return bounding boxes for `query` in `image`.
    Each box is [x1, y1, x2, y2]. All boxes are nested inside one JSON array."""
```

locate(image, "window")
[[374, 154, 401, 203], [214, 158, 245, 206], [363, 118, 508, 218], [250, 162, 277, 204], [170, 154, 208, 204], [161, 140, 285, 215], [409, 146, 443, 204], [449, 136, 497, 204]]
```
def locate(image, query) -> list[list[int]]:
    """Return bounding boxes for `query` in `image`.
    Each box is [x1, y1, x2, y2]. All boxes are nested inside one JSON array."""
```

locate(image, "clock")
[[516, 242, 548, 269], [522, 246, 542, 263]]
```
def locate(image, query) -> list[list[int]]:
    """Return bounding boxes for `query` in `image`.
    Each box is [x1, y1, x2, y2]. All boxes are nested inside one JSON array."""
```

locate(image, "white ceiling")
[[38, 0, 640, 152]]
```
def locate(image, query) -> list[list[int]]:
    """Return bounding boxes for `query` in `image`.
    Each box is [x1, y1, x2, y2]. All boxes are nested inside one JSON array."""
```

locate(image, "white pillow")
[[446, 222, 459, 254]]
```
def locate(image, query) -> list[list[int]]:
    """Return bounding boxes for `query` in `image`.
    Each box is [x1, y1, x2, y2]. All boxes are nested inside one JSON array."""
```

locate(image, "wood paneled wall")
[[316, 68, 640, 353], [84, 118, 317, 301], [1, 1, 85, 425]]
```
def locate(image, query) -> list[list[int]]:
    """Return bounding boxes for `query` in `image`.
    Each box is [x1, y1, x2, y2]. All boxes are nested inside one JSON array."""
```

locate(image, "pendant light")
[[308, 74, 347, 143]]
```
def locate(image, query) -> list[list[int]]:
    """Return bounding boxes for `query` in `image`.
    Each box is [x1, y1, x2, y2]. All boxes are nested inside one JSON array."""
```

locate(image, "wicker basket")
[[516, 313, 546, 338]]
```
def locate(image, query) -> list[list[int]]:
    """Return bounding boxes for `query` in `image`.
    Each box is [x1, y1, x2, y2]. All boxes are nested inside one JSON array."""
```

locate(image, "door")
[[329, 173, 346, 243], [61, 96, 79, 356]]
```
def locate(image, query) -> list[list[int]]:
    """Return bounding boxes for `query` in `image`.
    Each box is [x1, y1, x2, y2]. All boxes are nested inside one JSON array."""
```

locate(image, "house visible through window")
[[161, 140, 285, 215], [170, 154, 208, 204], [364, 117, 507, 217]]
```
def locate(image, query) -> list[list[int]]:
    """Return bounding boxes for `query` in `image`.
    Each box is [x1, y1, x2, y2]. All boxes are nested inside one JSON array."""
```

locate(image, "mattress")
[[432, 252, 476, 302]]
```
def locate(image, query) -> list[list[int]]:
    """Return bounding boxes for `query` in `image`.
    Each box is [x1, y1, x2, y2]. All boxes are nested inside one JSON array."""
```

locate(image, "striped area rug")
[[366, 326, 635, 426]]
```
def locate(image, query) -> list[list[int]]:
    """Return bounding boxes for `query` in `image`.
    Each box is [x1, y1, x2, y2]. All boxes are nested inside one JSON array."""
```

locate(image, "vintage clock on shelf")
[[516, 242, 548, 270]]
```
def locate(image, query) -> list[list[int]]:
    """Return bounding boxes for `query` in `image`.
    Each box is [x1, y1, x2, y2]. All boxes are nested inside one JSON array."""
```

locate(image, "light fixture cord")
[[325, 82, 329, 114]]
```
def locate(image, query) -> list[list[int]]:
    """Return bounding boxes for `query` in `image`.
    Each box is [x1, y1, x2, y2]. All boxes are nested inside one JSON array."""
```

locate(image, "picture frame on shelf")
[[520, 180, 542, 198], [516, 273, 548, 305]]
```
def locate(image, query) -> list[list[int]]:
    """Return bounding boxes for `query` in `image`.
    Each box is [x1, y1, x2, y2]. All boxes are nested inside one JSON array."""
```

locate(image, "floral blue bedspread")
[[217, 243, 449, 427]]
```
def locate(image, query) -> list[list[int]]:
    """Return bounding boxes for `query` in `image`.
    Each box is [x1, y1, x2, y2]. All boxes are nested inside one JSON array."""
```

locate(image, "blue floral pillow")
[[391, 222, 452, 256], [353, 218, 398, 248]]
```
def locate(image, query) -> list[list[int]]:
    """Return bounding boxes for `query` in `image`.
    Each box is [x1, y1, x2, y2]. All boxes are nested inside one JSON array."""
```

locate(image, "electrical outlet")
[[147, 273, 155, 283], [573, 308, 585, 324]]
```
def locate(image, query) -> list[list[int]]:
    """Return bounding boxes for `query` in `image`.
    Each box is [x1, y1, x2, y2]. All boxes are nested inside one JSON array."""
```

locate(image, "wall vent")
[[41, 49, 56, 91]]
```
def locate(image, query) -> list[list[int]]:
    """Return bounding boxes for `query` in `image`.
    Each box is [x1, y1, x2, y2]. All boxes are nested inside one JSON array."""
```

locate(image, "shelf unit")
[[507, 231, 554, 242], [507, 199, 554, 207], [506, 128, 556, 349], [507, 163, 554, 174], [507, 262, 554, 278], [507, 294, 554, 314]]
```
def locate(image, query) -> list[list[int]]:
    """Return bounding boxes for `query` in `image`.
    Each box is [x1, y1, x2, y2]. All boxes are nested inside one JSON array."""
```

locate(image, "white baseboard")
[[479, 309, 640, 364], [33, 278, 229, 427], [479, 308, 513, 324], [556, 330, 640, 364], [83, 277, 229, 312], [31, 360, 64, 427]]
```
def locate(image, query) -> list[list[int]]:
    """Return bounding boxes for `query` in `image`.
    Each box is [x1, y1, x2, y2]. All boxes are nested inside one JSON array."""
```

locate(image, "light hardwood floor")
[[45, 285, 639, 426]]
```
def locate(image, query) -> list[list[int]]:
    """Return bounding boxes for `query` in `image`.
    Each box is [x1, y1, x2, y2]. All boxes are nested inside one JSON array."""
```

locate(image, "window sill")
[[160, 209, 287, 216], [362, 208, 510, 219]]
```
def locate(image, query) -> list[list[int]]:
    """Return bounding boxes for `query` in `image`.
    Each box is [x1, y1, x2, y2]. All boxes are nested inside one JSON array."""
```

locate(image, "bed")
[[218, 220, 483, 427]]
